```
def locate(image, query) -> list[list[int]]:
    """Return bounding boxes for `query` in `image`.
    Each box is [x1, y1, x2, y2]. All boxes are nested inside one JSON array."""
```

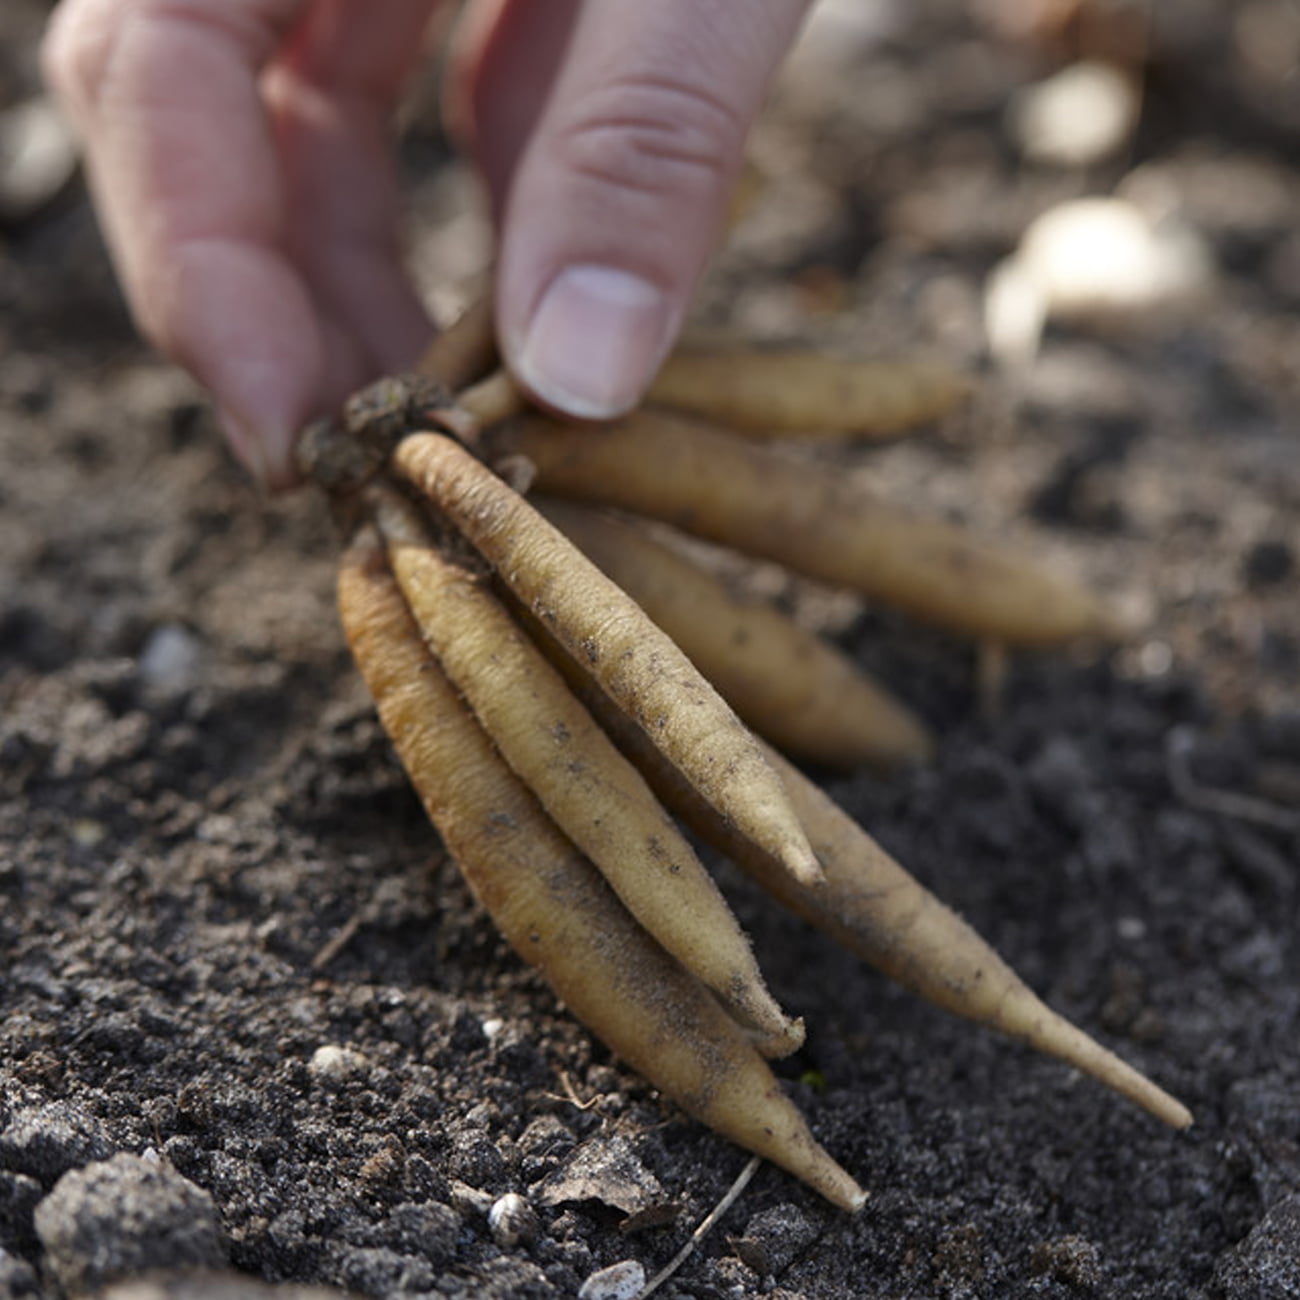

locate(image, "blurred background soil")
[[2, 2, 1298, 1297]]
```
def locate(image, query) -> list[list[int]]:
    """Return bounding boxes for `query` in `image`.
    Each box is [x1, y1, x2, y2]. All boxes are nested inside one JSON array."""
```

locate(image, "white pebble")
[[578, 1259, 646, 1300], [0, 96, 79, 223], [307, 1044, 367, 1081], [1137, 640, 1173, 678], [986, 197, 1214, 367], [1009, 61, 1140, 167], [488, 1192, 538, 1248], [138, 623, 202, 695]]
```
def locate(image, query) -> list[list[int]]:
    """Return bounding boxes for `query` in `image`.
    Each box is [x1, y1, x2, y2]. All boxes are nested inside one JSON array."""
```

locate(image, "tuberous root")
[[300, 300, 1189, 1210]]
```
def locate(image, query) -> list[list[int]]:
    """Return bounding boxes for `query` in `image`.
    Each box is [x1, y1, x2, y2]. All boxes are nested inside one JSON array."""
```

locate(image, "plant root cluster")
[[300, 296, 1190, 1212]]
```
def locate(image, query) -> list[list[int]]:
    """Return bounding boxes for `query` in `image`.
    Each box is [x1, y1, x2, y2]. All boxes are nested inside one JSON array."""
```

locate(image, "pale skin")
[[41, 0, 815, 488]]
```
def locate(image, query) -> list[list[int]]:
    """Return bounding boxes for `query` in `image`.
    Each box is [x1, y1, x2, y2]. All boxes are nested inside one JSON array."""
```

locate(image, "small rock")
[[138, 624, 203, 696], [488, 1192, 539, 1248], [1026, 735, 1093, 825], [448, 1179, 495, 1218], [0, 96, 79, 225], [986, 196, 1214, 368], [34, 1153, 226, 1295], [577, 1259, 646, 1300], [1009, 61, 1140, 167], [306, 1044, 367, 1082]]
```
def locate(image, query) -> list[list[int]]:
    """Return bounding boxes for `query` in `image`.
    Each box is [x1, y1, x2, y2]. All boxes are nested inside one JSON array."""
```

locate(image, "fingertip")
[[153, 238, 331, 490]]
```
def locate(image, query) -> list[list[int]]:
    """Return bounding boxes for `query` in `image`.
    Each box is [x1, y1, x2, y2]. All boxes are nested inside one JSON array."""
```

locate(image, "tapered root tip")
[[1117, 1067, 1194, 1131], [1023, 1006, 1192, 1130], [767, 1137, 868, 1212], [749, 1014, 806, 1060], [803, 1159, 869, 1214], [780, 842, 826, 890]]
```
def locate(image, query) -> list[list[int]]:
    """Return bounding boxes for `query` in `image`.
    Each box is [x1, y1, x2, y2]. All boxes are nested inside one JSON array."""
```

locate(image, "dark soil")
[[3, 4, 1298, 1298]]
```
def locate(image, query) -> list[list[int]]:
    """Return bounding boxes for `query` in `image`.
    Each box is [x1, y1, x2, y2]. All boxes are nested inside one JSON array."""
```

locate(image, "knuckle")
[[554, 72, 745, 204]]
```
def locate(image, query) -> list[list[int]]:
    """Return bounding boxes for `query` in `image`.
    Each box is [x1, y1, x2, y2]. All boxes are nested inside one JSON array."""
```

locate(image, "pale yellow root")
[[751, 748, 1194, 1130], [538, 498, 933, 770], [416, 288, 498, 391], [336, 531, 866, 1211], [488, 412, 1116, 647], [389, 430, 823, 888], [370, 487, 802, 1055], [456, 368, 527, 431], [648, 346, 971, 439], [550, 665, 1192, 1130]]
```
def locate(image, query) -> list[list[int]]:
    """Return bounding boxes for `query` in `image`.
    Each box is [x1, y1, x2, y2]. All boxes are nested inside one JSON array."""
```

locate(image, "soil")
[[2, 3, 1298, 1299]]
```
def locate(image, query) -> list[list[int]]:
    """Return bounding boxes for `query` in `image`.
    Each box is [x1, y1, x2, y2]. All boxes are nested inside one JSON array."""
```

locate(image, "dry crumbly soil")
[[3, 3, 1299, 1298]]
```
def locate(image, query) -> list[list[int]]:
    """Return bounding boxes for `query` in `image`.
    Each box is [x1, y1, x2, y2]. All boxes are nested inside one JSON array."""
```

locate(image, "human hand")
[[43, 0, 813, 489]]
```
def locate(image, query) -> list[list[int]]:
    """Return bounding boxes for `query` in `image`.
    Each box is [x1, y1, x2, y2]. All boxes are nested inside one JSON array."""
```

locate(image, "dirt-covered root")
[[489, 411, 1117, 647], [648, 343, 971, 439], [538, 498, 932, 769], [336, 528, 866, 1210], [369, 486, 803, 1055], [389, 429, 824, 890]]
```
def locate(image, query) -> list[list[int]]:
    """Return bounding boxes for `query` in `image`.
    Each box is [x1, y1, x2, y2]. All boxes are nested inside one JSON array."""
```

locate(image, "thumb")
[[480, 0, 812, 419]]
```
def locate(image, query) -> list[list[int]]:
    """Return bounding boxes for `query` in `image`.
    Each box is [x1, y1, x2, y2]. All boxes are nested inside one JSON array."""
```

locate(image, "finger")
[[43, 0, 321, 485], [42, 0, 439, 488], [480, 0, 814, 419], [264, 0, 441, 380], [443, 0, 579, 209]]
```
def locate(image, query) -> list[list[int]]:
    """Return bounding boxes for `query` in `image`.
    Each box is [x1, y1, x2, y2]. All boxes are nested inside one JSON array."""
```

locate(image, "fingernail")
[[514, 265, 674, 419]]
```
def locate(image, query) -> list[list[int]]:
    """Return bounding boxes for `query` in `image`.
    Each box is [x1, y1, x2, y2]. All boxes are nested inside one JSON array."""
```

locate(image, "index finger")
[[44, 0, 326, 485]]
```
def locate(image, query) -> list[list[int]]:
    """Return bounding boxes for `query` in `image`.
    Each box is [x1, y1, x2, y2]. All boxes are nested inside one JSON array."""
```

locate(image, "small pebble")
[[577, 1259, 646, 1300], [986, 196, 1213, 367], [448, 1179, 495, 1218], [1009, 61, 1140, 167], [307, 1044, 368, 1082], [0, 95, 79, 224], [138, 623, 203, 696], [488, 1192, 539, 1248]]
